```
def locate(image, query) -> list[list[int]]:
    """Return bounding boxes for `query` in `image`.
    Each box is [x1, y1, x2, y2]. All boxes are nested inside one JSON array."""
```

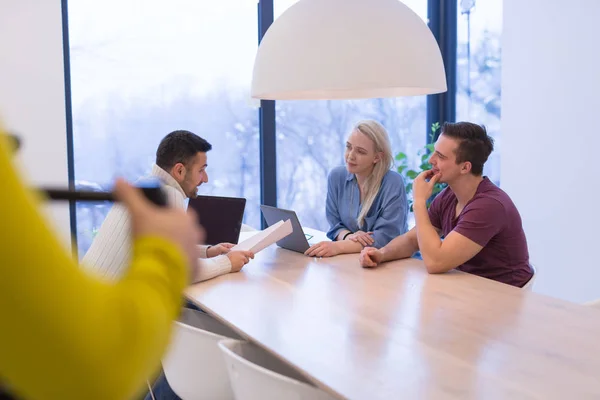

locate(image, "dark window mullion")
[[62, 0, 78, 255], [427, 0, 457, 142], [257, 0, 277, 229]]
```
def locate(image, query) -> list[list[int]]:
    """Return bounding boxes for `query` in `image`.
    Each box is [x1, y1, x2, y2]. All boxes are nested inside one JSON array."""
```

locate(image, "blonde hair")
[[352, 120, 393, 228]]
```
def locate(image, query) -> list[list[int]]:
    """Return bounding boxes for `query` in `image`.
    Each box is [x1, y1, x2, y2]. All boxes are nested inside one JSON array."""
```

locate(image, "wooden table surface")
[[186, 241, 600, 399]]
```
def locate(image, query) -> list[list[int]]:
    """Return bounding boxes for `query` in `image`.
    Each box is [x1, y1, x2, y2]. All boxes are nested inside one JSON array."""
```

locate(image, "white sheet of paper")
[[231, 219, 293, 254]]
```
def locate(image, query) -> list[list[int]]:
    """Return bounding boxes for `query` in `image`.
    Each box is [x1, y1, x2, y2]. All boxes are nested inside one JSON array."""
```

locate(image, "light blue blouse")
[[326, 166, 408, 248]]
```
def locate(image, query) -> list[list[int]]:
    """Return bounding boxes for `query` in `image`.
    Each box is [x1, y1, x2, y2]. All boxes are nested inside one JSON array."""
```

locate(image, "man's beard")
[[188, 186, 199, 198], [182, 174, 199, 198]]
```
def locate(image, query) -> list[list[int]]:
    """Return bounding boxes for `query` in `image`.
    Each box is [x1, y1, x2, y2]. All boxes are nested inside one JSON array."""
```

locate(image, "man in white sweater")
[[82, 130, 254, 282]]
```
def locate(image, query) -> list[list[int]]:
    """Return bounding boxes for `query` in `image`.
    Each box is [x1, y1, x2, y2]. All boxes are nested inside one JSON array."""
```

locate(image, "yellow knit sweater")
[[0, 132, 188, 399]]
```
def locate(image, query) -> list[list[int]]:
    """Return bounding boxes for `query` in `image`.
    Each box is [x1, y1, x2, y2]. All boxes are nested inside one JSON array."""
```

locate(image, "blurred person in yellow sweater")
[[0, 127, 203, 400]]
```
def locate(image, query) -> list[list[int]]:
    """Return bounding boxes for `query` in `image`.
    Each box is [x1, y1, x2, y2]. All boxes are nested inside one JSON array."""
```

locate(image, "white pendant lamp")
[[251, 0, 447, 100]]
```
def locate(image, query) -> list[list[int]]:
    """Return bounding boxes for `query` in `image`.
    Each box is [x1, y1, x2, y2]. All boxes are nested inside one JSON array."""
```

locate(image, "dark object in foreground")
[[41, 183, 168, 208]]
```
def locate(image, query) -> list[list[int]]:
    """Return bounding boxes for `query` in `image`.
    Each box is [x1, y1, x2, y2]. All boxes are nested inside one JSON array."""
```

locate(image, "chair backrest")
[[522, 264, 537, 291], [584, 299, 600, 309], [162, 309, 243, 400], [218, 339, 337, 400]]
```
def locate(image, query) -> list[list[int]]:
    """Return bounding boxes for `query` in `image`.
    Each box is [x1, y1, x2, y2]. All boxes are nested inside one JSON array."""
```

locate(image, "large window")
[[456, 0, 502, 184], [68, 0, 260, 256], [67, 0, 503, 250], [273, 0, 428, 232]]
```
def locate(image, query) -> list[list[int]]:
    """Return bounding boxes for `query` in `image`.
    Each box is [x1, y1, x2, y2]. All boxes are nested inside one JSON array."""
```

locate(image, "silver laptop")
[[260, 205, 318, 253]]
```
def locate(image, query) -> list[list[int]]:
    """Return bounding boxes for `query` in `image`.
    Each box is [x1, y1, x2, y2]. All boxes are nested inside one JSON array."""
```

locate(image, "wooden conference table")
[[185, 229, 600, 399]]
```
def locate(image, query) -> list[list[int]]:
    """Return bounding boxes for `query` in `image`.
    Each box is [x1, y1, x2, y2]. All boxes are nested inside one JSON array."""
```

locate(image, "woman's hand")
[[304, 241, 341, 258], [346, 231, 374, 247]]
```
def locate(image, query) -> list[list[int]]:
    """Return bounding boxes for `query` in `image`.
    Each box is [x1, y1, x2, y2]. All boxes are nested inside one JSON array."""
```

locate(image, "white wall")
[[502, 0, 600, 302], [0, 1, 71, 247]]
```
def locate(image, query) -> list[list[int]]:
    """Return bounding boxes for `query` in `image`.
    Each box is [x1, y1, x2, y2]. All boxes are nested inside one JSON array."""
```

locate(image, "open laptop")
[[260, 205, 319, 253], [188, 195, 246, 245]]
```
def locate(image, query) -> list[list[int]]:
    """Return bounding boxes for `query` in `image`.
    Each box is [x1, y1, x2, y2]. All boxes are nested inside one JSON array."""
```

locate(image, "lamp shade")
[[251, 0, 447, 100]]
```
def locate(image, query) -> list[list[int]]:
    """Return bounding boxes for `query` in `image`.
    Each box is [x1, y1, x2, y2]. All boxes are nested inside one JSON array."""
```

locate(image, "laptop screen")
[[187, 195, 246, 245]]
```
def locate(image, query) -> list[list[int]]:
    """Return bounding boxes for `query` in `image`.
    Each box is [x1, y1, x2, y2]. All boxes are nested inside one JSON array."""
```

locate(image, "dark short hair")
[[441, 122, 494, 176], [155, 130, 212, 171]]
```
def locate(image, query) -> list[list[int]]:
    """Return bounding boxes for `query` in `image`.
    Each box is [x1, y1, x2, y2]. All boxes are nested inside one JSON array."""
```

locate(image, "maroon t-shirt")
[[428, 177, 533, 287]]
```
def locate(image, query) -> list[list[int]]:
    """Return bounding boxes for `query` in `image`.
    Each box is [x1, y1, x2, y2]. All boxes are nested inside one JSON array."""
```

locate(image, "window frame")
[[62, 0, 459, 241]]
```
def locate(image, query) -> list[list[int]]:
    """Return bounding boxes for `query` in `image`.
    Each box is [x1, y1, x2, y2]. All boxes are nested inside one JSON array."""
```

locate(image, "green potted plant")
[[395, 122, 447, 211]]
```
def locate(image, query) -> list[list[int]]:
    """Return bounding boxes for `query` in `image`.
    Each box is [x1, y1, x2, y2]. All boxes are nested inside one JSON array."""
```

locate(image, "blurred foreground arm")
[[0, 133, 202, 400]]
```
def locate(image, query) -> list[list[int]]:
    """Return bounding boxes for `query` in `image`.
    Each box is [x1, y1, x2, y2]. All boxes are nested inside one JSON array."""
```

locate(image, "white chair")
[[522, 264, 537, 291], [584, 299, 600, 309], [218, 339, 337, 400], [162, 308, 243, 400]]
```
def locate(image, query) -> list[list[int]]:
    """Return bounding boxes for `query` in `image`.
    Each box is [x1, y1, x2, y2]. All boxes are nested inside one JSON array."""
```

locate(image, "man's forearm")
[[413, 201, 443, 269], [191, 256, 231, 283], [379, 233, 419, 262]]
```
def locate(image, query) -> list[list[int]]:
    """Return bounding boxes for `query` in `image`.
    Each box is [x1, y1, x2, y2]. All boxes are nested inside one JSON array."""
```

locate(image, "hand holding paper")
[[232, 219, 293, 254]]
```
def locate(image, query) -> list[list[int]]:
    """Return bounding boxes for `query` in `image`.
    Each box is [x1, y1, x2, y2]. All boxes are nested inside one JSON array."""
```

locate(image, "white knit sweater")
[[81, 164, 232, 282]]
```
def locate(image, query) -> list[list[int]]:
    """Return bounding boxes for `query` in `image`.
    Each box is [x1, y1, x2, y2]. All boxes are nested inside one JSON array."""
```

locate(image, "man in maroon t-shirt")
[[359, 122, 533, 287]]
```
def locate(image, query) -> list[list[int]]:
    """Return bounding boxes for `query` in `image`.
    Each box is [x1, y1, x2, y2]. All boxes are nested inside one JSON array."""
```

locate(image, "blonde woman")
[[305, 120, 408, 258]]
